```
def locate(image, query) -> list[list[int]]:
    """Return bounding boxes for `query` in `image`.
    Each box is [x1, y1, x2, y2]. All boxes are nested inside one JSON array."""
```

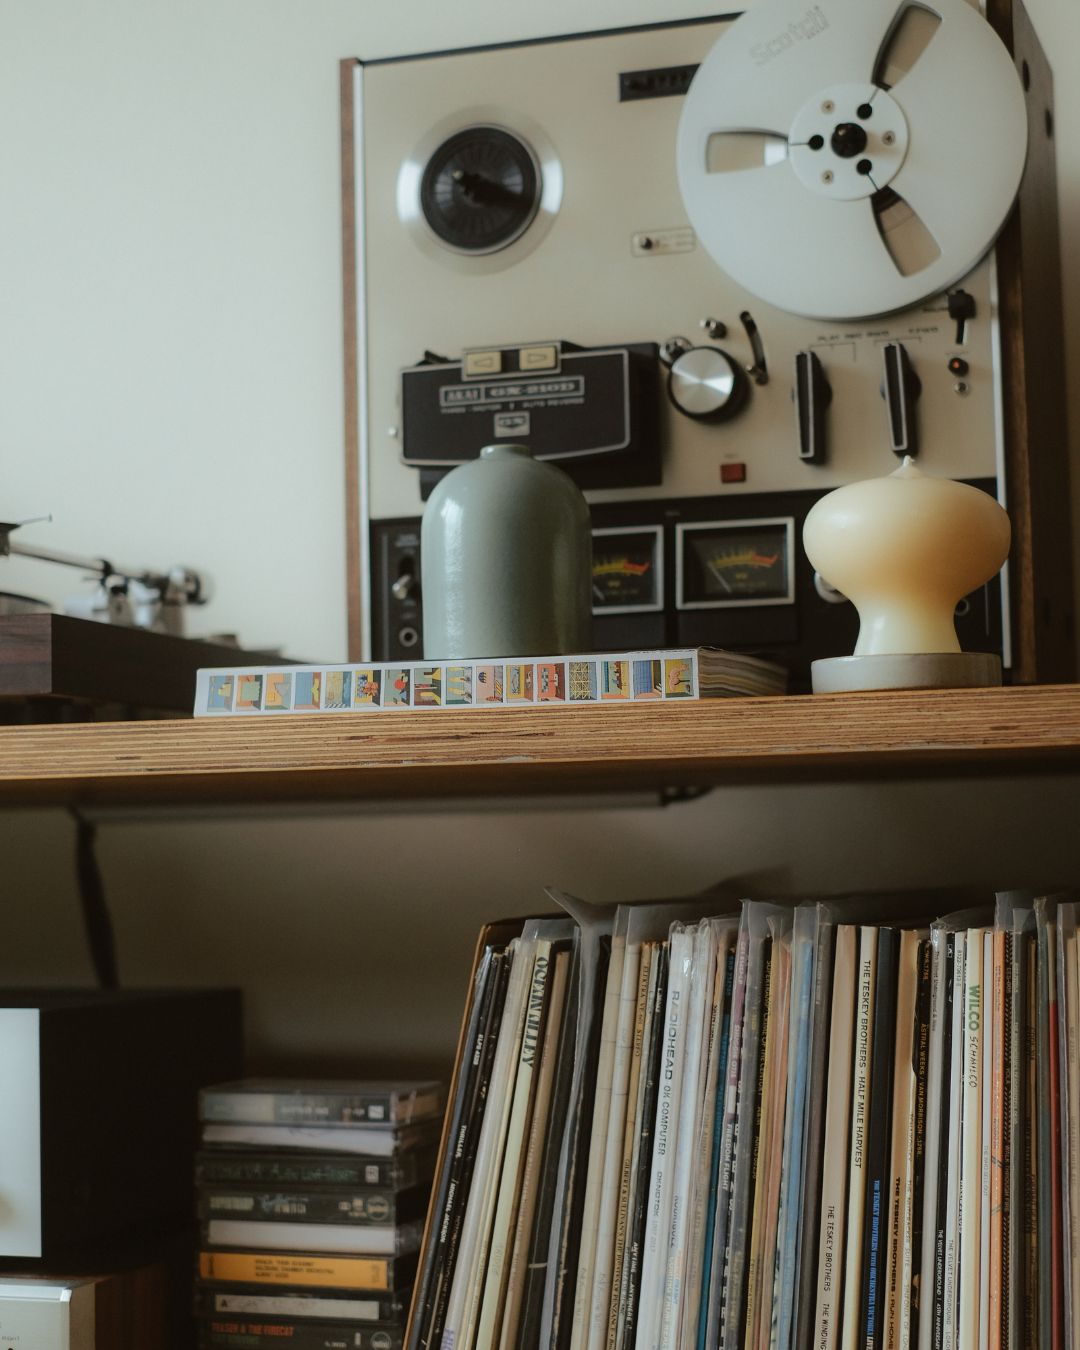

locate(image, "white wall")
[[2, 0, 1077, 653], [0, 0, 1078, 1074], [0, 0, 731, 658]]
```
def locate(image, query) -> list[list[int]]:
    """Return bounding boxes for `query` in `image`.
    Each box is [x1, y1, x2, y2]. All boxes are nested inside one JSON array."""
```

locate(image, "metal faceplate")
[[352, 15, 1004, 630]]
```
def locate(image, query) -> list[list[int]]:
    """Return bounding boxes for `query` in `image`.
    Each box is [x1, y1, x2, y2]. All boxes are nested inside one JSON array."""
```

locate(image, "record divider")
[[406, 919, 525, 1350]]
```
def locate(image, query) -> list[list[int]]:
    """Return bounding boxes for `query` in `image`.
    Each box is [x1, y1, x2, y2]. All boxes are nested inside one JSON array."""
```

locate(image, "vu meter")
[[591, 526, 663, 615], [676, 519, 794, 609]]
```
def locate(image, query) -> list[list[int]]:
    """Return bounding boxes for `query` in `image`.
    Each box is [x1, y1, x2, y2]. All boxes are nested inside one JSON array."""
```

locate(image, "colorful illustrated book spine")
[[196, 651, 702, 715]]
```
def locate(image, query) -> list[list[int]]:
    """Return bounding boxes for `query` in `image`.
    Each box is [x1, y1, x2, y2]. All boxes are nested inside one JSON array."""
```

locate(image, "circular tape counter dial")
[[420, 126, 542, 254]]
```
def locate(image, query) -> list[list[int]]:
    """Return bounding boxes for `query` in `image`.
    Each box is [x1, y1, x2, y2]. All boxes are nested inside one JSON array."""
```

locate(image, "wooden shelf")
[[0, 684, 1078, 808]]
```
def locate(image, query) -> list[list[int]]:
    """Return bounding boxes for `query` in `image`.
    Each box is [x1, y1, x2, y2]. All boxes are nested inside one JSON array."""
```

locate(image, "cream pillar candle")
[[802, 457, 1010, 656]]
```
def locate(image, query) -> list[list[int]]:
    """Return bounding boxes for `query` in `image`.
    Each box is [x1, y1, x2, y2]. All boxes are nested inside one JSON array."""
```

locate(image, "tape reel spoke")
[[883, 175, 952, 270], [871, 187, 943, 279], [842, 0, 921, 89], [871, 3, 942, 89], [695, 163, 901, 316], [889, 0, 1027, 273], [705, 132, 789, 175]]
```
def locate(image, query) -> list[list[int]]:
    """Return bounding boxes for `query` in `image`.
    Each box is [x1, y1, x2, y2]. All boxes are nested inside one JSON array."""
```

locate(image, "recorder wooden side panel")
[[989, 0, 1075, 683], [341, 58, 364, 663]]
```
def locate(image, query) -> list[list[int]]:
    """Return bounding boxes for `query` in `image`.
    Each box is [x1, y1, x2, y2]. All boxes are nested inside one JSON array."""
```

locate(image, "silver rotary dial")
[[667, 346, 749, 421]]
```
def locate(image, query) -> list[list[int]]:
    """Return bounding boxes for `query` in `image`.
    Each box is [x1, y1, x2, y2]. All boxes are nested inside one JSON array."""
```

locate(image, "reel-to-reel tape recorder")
[[341, 0, 1072, 687]]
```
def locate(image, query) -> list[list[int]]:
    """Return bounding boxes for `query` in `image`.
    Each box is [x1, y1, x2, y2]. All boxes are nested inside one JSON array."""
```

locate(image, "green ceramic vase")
[[421, 443, 592, 660]]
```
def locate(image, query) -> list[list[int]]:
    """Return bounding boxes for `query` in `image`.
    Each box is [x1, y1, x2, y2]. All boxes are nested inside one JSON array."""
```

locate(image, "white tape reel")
[[677, 0, 1028, 320]]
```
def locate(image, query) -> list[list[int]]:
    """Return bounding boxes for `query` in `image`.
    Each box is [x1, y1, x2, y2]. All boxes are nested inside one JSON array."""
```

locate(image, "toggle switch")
[[391, 564, 417, 602], [947, 289, 976, 345], [881, 342, 922, 457], [794, 350, 832, 465]]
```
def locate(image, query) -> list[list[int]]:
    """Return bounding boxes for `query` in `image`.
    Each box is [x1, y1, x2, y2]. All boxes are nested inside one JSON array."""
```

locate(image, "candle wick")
[[891, 454, 921, 478]]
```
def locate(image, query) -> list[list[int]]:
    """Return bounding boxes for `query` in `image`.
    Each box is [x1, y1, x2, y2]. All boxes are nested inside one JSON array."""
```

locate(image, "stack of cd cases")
[[195, 1078, 443, 1350]]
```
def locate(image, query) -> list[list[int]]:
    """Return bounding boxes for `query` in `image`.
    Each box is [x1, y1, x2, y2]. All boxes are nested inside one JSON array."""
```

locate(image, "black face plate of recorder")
[[401, 340, 661, 497], [368, 482, 1004, 692]]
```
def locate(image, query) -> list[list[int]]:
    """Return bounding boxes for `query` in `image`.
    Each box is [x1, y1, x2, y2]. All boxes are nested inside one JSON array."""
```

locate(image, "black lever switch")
[[794, 350, 832, 465], [882, 342, 922, 457], [947, 289, 976, 344]]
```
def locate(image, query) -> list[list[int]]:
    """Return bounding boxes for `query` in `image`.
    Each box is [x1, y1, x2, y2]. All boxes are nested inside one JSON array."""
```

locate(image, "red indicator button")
[[720, 462, 747, 484]]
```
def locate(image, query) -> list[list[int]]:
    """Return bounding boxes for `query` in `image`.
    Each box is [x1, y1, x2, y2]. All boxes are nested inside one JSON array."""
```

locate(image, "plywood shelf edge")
[[0, 684, 1077, 809]]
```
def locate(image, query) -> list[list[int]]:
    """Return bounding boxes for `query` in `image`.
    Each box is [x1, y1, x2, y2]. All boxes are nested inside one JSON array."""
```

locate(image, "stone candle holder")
[[802, 457, 1011, 693]]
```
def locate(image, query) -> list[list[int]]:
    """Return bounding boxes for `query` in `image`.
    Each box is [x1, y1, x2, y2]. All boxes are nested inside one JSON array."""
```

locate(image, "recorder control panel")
[[352, 8, 1017, 675]]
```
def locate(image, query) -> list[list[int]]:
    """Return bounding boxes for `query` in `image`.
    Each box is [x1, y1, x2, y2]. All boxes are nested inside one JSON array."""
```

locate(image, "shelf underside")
[[0, 685, 1078, 808]]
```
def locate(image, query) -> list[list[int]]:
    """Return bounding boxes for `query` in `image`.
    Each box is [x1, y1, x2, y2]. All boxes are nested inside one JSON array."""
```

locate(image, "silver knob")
[[660, 335, 693, 366], [667, 346, 749, 422]]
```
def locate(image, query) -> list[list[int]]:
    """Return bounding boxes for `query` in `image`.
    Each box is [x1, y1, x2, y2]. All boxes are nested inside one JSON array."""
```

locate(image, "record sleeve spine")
[[703, 927, 749, 1350], [515, 936, 583, 1350], [500, 945, 571, 1350], [883, 930, 920, 1350], [661, 921, 718, 1350], [587, 937, 645, 1350], [571, 933, 628, 1350], [989, 928, 1007, 1350], [942, 931, 968, 1350], [774, 911, 818, 1350], [858, 925, 898, 1350], [543, 935, 611, 1350], [690, 933, 736, 1350], [410, 945, 501, 1350], [906, 935, 932, 1350], [814, 923, 856, 1350], [638, 924, 695, 1350], [724, 927, 772, 1350], [840, 926, 877, 1350], [419, 949, 510, 1350], [609, 941, 657, 1350], [917, 926, 947, 1350], [476, 939, 555, 1349], [621, 945, 670, 1350]]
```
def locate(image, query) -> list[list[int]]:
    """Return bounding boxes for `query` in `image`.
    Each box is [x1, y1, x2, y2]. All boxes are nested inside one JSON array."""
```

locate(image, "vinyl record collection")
[[409, 892, 1080, 1350], [194, 1079, 444, 1350]]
